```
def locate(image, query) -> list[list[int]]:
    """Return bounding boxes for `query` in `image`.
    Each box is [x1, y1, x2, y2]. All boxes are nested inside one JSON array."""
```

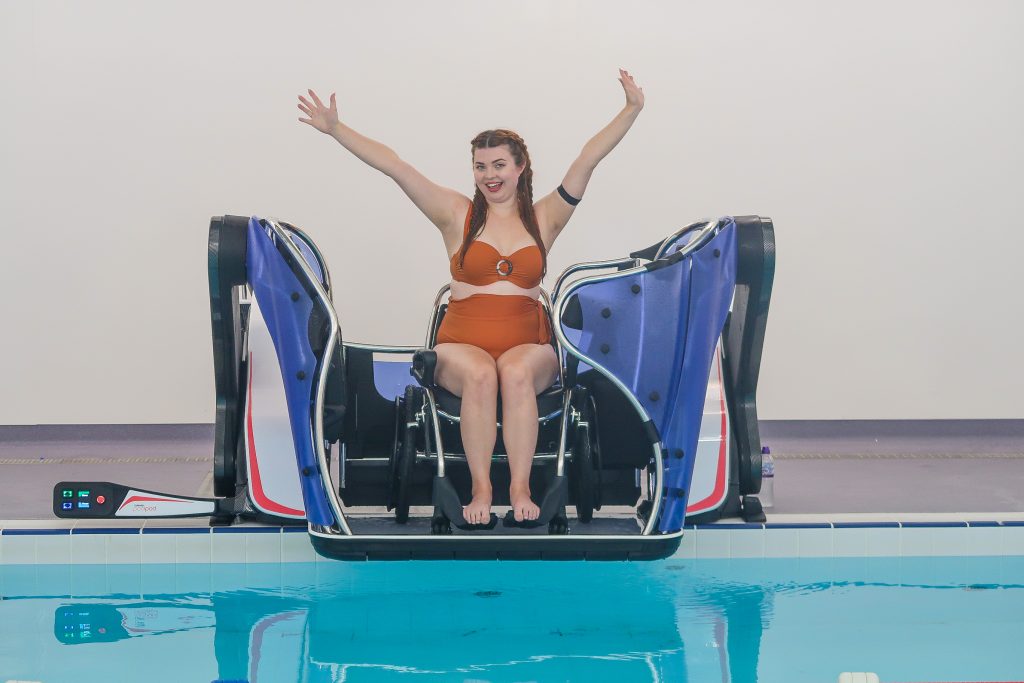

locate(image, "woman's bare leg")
[[434, 343, 498, 524], [496, 344, 559, 522]]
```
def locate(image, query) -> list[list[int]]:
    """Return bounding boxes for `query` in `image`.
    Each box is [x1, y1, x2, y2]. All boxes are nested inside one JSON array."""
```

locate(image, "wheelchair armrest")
[[411, 349, 438, 388]]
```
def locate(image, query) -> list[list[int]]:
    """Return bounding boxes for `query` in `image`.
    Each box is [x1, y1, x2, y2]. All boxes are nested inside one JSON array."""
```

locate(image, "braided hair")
[[459, 129, 546, 276]]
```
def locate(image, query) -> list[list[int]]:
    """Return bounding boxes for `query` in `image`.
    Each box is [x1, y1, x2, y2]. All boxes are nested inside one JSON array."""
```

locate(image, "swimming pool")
[[2, 553, 1021, 682]]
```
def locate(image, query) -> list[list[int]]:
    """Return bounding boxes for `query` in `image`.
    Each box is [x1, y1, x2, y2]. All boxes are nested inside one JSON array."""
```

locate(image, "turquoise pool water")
[[1, 556, 1021, 682]]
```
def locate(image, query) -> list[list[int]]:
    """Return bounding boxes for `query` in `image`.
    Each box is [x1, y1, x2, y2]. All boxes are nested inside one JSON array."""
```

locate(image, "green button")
[[62, 490, 73, 498]]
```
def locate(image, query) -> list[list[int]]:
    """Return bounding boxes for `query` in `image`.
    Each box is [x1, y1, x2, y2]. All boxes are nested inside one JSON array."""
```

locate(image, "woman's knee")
[[463, 358, 498, 395], [497, 357, 533, 395]]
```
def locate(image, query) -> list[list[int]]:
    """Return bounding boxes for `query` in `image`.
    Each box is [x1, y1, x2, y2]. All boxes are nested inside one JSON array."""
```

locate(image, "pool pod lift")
[[53, 213, 775, 560]]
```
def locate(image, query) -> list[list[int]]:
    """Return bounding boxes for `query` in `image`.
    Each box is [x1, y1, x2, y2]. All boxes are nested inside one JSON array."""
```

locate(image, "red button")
[[96, 495, 106, 504]]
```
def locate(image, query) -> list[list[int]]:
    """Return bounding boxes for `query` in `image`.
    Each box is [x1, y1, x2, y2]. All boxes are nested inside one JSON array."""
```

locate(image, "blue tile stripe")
[[72, 527, 141, 535], [141, 527, 212, 535], [900, 521, 969, 528], [2, 528, 71, 536]]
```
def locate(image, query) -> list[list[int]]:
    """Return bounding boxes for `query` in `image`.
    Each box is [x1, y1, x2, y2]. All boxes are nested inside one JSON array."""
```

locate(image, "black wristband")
[[557, 184, 581, 206]]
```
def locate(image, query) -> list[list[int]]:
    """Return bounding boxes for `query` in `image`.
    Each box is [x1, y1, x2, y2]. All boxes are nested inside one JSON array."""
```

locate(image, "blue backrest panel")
[[658, 223, 737, 531], [572, 263, 692, 428], [563, 219, 737, 533], [246, 217, 334, 527]]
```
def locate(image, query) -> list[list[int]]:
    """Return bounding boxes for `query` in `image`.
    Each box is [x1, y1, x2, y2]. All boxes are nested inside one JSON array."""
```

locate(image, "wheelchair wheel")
[[570, 388, 599, 523], [393, 385, 420, 524]]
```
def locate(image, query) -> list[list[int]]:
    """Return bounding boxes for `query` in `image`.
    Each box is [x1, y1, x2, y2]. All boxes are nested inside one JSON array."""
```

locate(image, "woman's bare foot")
[[463, 485, 493, 525], [510, 484, 540, 522]]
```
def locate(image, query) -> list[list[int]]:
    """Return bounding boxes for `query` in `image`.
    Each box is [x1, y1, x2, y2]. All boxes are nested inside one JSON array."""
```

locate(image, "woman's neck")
[[485, 196, 519, 217]]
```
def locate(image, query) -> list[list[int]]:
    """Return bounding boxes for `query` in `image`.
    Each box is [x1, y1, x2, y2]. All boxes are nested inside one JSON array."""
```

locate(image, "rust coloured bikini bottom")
[[436, 294, 552, 360]]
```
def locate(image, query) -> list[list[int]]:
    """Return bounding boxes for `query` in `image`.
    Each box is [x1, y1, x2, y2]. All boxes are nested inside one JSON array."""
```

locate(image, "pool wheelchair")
[[53, 213, 775, 561]]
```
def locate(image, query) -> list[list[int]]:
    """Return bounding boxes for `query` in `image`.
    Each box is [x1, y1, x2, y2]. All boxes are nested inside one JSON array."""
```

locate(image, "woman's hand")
[[618, 68, 644, 111], [297, 89, 339, 134]]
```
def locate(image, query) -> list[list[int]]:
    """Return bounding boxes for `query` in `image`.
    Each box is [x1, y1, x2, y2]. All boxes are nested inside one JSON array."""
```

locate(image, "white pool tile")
[[832, 528, 868, 557], [141, 534, 177, 564], [281, 531, 317, 562], [864, 528, 901, 557], [1, 536, 37, 564], [899, 528, 935, 556], [695, 529, 731, 558], [764, 529, 800, 558], [929, 527, 969, 555], [1002, 525, 1024, 556], [211, 533, 248, 563], [70, 534, 108, 564], [798, 529, 834, 558], [106, 532, 142, 564], [246, 532, 282, 563], [729, 529, 765, 558], [966, 527, 1003, 557], [896, 526, 969, 557], [175, 532, 213, 564]]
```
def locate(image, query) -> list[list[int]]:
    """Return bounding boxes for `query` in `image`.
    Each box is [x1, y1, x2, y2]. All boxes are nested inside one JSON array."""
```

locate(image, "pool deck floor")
[[2, 420, 1022, 526]]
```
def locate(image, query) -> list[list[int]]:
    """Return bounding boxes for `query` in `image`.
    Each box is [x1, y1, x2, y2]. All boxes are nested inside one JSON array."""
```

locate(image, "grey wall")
[[2, 0, 1021, 424]]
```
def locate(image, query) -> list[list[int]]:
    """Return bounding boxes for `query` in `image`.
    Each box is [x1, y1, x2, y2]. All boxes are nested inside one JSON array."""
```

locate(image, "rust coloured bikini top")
[[449, 207, 544, 289]]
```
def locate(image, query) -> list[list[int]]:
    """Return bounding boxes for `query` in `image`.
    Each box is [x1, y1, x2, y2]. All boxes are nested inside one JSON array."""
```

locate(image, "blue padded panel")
[[658, 222, 737, 532], [571, 259, 693, 429], [246, 217, 333, 527], [560, 219, 737, 534]]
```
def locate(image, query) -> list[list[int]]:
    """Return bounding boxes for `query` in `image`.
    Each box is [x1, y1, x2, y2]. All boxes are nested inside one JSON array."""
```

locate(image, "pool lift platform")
[[54, 212, 775, 560]]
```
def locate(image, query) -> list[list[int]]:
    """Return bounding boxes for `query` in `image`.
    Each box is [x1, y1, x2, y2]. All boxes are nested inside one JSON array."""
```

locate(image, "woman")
[[297, 69, 644, 525]]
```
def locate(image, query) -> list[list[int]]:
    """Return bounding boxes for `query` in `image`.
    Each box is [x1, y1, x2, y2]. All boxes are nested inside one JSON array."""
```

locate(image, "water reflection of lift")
[[46, 564, 773, 682]]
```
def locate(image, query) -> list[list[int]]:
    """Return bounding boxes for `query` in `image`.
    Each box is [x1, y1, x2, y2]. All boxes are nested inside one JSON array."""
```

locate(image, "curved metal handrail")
[[654, 218, 721, 260], [551, 257, 638, 304], [273, 219, 334, 302]]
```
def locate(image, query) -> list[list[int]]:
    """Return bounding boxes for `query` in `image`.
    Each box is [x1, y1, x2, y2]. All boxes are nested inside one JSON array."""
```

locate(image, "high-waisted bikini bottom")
[[436, 294, 552, 360]]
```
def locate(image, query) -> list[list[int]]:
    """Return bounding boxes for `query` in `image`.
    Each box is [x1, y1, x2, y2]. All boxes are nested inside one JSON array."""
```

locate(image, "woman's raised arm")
[[298, 89, 466, 237], [536, 70, 645, 244]]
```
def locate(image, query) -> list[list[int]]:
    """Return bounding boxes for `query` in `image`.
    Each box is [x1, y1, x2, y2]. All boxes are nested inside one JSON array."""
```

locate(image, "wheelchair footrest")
[[502, 474, 568, 529], [432, 475, 498, 531]]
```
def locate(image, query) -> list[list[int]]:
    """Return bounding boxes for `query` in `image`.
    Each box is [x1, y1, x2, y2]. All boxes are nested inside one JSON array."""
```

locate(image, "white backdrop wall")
[[1, 1, 1021, 424]]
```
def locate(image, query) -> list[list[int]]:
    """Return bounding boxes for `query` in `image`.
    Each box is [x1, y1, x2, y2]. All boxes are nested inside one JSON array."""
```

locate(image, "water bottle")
[[760, 446, 774, 508]]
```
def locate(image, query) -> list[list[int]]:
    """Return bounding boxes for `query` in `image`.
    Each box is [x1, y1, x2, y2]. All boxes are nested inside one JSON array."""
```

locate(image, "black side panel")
[[209, 215, 250, 497], [722, 216, 775, 496], [341, 347, 399, 460], [310, 534, 681, 561]]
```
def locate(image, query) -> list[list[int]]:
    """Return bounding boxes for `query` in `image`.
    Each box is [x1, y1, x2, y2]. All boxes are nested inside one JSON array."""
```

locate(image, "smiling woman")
[[296, 69, 645, 525]]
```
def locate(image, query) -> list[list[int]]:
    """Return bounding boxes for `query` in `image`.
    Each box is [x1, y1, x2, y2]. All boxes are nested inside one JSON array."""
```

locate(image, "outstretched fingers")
[[307, 88, 325, 109]]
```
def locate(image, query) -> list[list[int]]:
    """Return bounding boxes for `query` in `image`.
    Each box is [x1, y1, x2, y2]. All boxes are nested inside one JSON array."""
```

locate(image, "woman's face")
[[473, 144, 524, 202]]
